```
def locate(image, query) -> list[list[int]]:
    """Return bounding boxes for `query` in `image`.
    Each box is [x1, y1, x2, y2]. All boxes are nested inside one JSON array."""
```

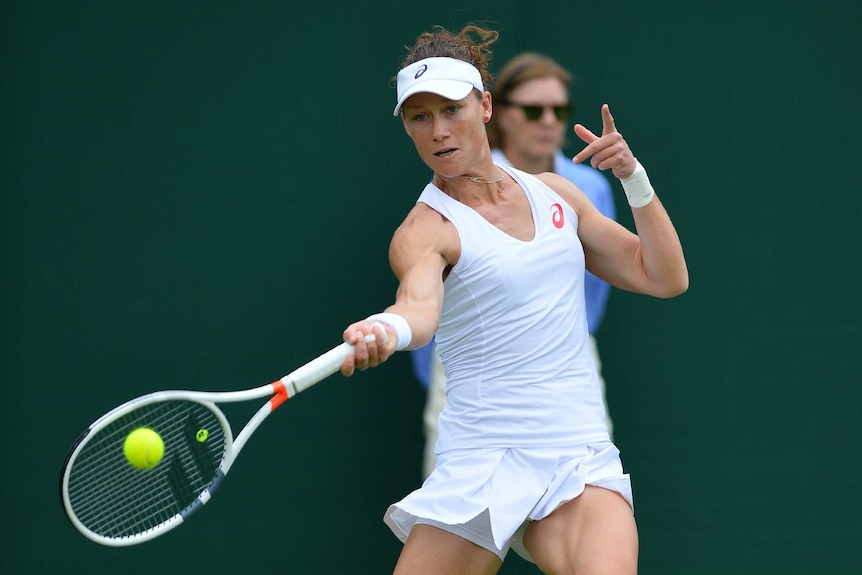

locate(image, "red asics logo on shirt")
[[550, 203, 565, 229]]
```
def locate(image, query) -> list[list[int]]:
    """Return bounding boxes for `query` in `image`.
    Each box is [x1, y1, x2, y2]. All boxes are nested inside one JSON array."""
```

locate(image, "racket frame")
[[60, 339, 365, 546]]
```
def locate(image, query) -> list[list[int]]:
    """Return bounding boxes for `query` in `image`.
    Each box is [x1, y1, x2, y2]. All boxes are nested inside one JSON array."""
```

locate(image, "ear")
[[482, 91, 493, 122]]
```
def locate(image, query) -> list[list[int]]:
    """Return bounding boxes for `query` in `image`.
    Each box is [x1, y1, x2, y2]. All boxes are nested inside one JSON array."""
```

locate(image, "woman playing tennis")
[[341, 23, 688, 575]]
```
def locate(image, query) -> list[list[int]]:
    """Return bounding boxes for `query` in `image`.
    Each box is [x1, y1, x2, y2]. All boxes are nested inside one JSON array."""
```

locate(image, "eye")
[[447, 105, 460, 114]]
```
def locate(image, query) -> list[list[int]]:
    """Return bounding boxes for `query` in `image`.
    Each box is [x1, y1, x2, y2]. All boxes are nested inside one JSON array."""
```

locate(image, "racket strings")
[[66, 400, 227, 539]]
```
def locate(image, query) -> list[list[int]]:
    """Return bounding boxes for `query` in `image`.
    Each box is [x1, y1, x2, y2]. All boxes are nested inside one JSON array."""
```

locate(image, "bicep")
[[391, 249, 446, 310], [385, 208, 452, 347], [389, 208, 451, 296], [541, 172, 643, 293], [578, 209, 644, 293]]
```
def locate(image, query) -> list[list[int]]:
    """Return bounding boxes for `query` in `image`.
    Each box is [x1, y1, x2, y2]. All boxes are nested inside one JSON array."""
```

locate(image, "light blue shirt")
[[411, 149, 616, 389]]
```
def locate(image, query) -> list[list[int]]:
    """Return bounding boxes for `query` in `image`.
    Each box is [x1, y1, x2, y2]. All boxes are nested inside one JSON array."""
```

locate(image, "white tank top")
[[418, 165, 610, 451]]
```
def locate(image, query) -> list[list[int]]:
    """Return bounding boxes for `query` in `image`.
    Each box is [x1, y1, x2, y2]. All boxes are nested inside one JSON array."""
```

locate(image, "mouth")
[[434, 148, 458, 157]]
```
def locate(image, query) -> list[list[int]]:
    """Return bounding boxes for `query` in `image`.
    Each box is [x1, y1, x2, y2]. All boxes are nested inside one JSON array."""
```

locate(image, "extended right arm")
[[341, 203, 457, 375]]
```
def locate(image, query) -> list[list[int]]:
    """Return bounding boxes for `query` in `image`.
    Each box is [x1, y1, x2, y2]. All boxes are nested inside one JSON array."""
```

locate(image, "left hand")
[[572, 104, 637, 180]]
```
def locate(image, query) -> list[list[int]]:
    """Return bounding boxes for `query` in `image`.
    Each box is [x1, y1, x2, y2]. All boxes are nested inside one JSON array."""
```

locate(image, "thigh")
[[393, 524, 502, 575], [522, 485, 638, 575]]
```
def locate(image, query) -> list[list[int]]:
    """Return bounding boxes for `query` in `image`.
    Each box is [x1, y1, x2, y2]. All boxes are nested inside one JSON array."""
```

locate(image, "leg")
[[393, 524, 502, 575], [522, 485, 638, 575]]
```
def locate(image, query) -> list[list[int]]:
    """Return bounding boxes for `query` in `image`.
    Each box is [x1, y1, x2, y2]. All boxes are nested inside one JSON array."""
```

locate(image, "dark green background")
[[3, 1, 860, 574]]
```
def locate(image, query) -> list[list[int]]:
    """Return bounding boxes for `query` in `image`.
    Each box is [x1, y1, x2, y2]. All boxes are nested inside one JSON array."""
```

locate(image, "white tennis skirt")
[[383, 441, 633, 563]]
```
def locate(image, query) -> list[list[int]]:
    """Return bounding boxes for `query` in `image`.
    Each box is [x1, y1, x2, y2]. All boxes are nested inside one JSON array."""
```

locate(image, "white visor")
[[393, 57, 484, 116]]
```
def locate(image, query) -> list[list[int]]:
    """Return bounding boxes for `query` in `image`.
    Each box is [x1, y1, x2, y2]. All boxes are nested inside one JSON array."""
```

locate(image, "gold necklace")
[[469, 174, 504, 183], [438, 167, 503, 184]]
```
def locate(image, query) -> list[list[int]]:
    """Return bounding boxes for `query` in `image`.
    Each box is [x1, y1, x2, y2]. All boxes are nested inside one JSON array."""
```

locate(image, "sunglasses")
[[500, 100, 572, 122]]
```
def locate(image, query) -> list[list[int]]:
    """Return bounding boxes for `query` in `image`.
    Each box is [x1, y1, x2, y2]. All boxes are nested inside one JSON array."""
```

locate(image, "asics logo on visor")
[[415, 64, 428, 79]]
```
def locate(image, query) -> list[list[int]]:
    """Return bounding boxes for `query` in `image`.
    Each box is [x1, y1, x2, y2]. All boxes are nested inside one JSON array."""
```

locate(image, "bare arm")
[[543, 104, 688, 298], [384, 204, 453, 348], [341, 203, 457, 375]]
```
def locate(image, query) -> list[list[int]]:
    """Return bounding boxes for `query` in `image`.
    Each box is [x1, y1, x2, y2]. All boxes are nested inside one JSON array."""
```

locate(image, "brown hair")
[[395, 24, 499, 100], [486, 52, 573, 149]]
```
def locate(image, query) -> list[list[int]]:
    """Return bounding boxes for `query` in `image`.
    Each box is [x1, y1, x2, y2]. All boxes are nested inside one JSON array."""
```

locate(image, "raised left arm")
[[567, 104, 688, 297]]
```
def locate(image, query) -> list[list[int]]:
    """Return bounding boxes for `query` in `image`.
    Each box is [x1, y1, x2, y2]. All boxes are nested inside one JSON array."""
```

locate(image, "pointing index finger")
[[601, 104, 617, 136], [572, 123, 598, 164]]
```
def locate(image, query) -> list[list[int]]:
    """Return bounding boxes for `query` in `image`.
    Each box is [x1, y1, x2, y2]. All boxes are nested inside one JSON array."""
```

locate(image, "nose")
[[539, 107, 559, 123], [432, 117, 449, 140]]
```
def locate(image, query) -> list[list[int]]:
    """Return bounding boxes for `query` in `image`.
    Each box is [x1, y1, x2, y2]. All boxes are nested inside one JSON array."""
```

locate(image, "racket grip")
[[282, 335, 375, 394]]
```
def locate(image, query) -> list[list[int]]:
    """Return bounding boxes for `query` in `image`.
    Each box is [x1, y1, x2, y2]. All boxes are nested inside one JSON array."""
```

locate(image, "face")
[[401, 90, 492, 180], [497, 76, 569, 161]]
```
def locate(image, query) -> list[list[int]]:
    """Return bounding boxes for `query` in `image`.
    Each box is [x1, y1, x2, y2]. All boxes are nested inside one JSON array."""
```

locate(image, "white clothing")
[[386, 165, 626, 563], [386, 442, 632, 562], [421, 335, 613, 479], [421, 345, 447, 479], [419, 166, 609, 453]]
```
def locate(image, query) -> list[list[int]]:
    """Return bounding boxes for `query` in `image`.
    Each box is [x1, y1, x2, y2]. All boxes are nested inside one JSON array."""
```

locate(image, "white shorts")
[[383, 441, 633, 563]]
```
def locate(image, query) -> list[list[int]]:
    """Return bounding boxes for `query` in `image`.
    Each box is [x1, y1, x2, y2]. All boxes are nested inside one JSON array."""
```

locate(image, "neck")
[[434, 167, 504, 186]]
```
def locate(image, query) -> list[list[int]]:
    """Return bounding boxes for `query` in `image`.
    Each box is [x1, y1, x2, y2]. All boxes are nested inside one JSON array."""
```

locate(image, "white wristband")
[[620, 160, 655, 208], [366, 313, 412, 351]]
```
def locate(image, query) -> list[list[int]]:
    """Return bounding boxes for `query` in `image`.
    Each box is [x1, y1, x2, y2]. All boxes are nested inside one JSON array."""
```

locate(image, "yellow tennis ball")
[[123, 427, 165, 470]]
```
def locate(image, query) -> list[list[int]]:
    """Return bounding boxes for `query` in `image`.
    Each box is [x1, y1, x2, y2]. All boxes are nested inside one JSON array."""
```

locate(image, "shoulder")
[[394, 202, 450, 243], [534, 171, 598, 219], [391, 201, 459, 271]]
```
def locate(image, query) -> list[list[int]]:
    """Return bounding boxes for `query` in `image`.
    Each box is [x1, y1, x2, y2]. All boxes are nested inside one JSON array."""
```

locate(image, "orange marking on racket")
[[270, 381, 289, 411]]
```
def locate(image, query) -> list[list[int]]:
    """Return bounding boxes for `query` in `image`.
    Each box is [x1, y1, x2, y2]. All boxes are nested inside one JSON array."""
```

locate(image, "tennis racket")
[[59, 335, 375, 547]]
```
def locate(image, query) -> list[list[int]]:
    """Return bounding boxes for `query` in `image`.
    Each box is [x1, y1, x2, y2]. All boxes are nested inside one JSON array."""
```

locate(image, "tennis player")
[[413, 50, 621, 480], [341, 23, 688, 575]]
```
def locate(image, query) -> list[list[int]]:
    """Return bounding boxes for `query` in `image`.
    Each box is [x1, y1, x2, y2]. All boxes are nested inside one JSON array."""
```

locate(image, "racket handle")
[[282, 335, 375, 395]]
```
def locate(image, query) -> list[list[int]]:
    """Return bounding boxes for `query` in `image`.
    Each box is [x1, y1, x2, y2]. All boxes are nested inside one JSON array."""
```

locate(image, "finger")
[[340, 354, 356, 377], [574, 123, 598, 144], [360, 328, 378, 367], [371, 322, 390, 346], [601, 104, 617, 136], [354, 327, 372, 354], [572, 124, 599, 164], [588, 145, 617, 170], [341, 327, 374, 375]]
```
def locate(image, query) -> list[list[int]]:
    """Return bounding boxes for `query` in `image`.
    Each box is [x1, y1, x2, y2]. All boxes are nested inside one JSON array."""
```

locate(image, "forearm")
[[630, 195, 688, 298], [611, 159, 687, 297], [381, 250, 446, 350], [380, 304, 439, 350]]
